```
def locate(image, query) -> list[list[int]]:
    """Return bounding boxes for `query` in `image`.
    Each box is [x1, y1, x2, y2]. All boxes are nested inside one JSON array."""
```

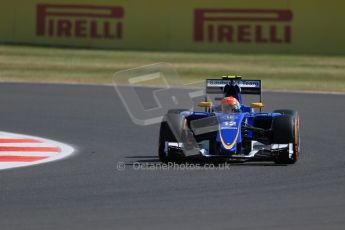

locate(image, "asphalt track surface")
[[0, 83, 345, 230]]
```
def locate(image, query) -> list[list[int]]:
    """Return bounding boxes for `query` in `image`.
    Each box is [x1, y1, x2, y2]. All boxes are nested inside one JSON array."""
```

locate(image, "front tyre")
[[158, 110, 188, 163], [158, 121, 174, 163], [272, 114, 300, 164]]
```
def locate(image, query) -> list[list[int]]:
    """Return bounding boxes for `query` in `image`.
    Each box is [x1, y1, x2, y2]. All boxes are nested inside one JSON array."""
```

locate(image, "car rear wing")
[[205, 78, 262, 102], [206, 79, 262, 95]]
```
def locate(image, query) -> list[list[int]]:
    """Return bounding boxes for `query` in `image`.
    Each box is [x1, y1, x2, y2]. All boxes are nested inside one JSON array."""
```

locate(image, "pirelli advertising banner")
[[1, 0, 344, 54]]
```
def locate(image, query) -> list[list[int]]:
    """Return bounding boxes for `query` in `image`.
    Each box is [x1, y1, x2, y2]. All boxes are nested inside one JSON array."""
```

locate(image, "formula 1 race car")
[[158, 76, 300, 164]]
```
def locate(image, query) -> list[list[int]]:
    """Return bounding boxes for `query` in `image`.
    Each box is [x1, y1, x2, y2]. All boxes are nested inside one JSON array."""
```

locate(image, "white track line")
[[0, 143, 59, 147], [0, 152, 58, 156]]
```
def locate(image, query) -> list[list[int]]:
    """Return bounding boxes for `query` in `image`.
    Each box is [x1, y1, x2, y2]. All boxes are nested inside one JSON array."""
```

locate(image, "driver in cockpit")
[[220, 96, 241, 113]]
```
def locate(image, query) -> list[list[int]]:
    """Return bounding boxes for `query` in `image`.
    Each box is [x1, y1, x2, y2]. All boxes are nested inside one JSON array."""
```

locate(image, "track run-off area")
[[0, 82, 344, 230]]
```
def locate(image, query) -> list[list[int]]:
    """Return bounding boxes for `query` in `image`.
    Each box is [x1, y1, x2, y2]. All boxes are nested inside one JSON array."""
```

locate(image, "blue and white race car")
[[158, 76, 300, 164]]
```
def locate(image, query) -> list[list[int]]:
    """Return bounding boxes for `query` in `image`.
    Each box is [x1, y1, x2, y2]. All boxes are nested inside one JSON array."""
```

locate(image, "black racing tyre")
[[273, 109, 298, 118], [272, 114, 300, 164], [158, 121, 175, 163], [272, 115, 294, 144], [293, 114, 301, 163], [158, 110, 188, 163]]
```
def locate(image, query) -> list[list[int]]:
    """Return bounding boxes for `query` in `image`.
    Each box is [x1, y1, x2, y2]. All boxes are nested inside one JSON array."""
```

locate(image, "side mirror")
[[198, 101, 212, 108], [250, 102, 264, 109]]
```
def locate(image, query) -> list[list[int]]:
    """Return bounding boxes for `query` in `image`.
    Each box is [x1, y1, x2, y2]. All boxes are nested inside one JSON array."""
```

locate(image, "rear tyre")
[[273, 109, 298, 117], [272, 114, 300, 164]]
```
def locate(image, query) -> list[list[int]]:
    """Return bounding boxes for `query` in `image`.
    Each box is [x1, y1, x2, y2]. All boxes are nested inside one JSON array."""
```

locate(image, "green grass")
[[0, 44, 344, 92]]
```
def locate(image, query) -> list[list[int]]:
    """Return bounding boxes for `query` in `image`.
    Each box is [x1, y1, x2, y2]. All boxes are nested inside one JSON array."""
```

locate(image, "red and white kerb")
[[0, 131, 74, 170]]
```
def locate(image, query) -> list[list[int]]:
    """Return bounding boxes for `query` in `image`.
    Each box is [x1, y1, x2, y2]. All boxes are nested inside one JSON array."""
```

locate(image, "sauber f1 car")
[[158, 76, 300, 164]]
